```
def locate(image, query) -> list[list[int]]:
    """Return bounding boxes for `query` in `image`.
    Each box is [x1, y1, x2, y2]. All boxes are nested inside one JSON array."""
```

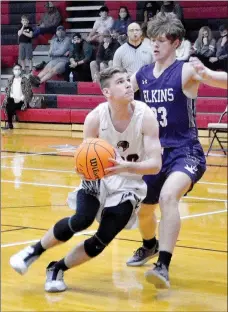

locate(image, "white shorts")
[[67, 175, 147, 230]]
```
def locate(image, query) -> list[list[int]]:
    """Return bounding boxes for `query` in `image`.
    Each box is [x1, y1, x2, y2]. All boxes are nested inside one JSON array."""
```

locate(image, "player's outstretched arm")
[[130, 72, 139, 92], [105, 107, 162, 176], [189, 57, 227, 89], [83, 109, 100, 139]]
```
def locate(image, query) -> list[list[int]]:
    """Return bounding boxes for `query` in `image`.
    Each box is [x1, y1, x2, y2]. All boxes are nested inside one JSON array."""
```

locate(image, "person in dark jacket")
[[64, 33, 93, 82], [209, 24, 228, 72], [1, 64, 33, 129], [111, 6, 132, 45], [90, 30, 120, 82]]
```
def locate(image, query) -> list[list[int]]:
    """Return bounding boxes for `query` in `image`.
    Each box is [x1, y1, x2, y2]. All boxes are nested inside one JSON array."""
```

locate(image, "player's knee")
[[138, 203, 156, 219], [159, 191, 178, 206], [84, 234, 106, 258], [53, 217, 74, 242], [69, 213, 94, 233]]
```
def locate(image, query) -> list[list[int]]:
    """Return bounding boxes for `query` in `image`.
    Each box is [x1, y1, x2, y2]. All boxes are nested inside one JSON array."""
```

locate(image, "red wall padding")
[[77, 82, 102, 95], [1, 45, 19, 57], [70, 109, 91, 123], [1, 110, 7, 121], [179, 1, 227, 7], [57, 95, 105, 109], [196, 114, 223, 128], [198, 84, 228, 97], [16, 109, 71, 123], [1, 14, 9, 24], [184, 6, 227, 19], [1, 56, 18, 68], [196, 98, 227, 113], [1, 3, 9, 14], [105, 1, 136, 10]]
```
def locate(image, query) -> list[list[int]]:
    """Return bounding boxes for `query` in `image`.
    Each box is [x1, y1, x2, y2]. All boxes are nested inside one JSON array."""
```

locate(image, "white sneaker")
[[45, 262, 67, 293], [10, 246, 39, 275]]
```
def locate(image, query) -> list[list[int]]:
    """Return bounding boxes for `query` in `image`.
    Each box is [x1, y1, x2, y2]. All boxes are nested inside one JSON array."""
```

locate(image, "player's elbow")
[[151, 158, 162, 175]]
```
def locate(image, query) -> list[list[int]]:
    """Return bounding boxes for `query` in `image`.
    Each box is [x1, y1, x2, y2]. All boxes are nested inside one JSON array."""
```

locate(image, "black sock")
[[53, 258, 69, 272], [143, 236, 157, 249], [158, 251, 172, 269], [32, 241, 46, 256]]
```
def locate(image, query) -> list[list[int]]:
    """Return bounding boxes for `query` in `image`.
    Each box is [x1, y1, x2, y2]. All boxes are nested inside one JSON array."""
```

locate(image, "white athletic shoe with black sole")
[[45, 262, 67, 293], [10, 246, 39, 275]]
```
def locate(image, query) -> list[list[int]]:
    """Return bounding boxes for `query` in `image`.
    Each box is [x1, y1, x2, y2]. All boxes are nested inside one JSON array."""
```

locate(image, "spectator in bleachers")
[[90, 30, 120, 82], [141, 22, 152, 47], [143, 1, 160, 23], [160, 1, 183, 23], [2, 64, 33, 129], [113, 23, 153, 76], [209, 24, 228, 72], [33, 1, 61, 38], [18, 15, 33, 73], [192, 26, 216, 67], [176, 37, 191, 61], [64, 33, 93, 82], [87, 6, 114, 43], [30, 26, 71, 86], [111, 6, 132, 45]]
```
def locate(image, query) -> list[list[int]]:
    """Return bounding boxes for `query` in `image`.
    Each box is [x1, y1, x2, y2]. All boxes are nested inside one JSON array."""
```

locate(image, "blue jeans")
[[33, 26, 57, 38]]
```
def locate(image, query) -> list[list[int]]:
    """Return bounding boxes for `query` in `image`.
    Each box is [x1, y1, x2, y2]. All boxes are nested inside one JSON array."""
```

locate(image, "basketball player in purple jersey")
[[127, 13, 227, 289]]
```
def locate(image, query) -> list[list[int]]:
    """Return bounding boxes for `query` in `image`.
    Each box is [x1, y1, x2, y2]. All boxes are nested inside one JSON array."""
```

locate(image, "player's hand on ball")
[[104, 158, 128, 176]]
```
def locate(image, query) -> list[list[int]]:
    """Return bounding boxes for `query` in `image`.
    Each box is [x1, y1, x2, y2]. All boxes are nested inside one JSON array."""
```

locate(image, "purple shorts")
[[143, 141, 206, 204]]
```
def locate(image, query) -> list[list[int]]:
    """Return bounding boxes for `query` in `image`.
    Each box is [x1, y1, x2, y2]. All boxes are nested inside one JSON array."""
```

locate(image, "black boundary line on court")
[[1, 150, 227, 167], [1, 227, 28, 233], [1, 224, 226, 253]]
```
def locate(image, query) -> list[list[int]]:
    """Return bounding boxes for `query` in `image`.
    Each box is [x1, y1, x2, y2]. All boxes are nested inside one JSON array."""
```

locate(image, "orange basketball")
[[74, 138, 116, 180]]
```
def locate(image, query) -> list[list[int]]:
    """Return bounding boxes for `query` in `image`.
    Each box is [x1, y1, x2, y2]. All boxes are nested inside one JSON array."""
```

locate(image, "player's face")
[[105, 73, 134, 103], [150, 35, 179, 61]]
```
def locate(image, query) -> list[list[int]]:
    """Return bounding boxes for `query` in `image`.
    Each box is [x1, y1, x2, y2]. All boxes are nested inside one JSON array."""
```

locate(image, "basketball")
[[74, 138, 116, 180]]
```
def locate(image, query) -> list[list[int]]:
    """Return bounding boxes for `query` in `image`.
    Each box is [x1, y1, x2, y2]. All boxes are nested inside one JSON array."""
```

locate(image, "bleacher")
[[1, 1, 227, 139]]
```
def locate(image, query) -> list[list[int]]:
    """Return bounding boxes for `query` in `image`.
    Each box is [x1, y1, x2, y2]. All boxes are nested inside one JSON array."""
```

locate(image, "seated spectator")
[[113, 22, 153, 76], [192, 26, 216, 67], [141, 22, 151, 47], [209, 24, 228, 72], [2, 64, 33, 129], [143, 1, 160, 23], [18, 15, 33, 73], [30, 26, 71, 86], [64, 33, 93, 82], [87, 6, 114, 43], [90, 30, 120, 82], [160, 1, 184, 23], [111, 6, 132, 45], [176, 37, 191, 61], [33, 1, 61, 38]]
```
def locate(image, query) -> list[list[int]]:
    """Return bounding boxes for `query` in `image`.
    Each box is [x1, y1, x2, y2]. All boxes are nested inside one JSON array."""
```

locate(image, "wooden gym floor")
[[1, 132, 227, 312]]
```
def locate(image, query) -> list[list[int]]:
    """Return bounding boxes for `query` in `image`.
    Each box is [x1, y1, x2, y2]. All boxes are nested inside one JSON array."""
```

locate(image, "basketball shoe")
[[126, 240, 159, 266], [45, 261, 67, 293], [10, 245, 39, 275], [145, 262, 170, 289]]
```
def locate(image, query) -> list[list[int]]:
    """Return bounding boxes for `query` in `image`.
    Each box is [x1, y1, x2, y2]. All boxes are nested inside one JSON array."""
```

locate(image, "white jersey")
[[97, 100, 146, 172], [67, 100, 148, 229]]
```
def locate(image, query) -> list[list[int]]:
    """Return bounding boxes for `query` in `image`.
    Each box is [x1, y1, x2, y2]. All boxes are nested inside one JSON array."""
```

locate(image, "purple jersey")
[[136, 60, 198, 148]]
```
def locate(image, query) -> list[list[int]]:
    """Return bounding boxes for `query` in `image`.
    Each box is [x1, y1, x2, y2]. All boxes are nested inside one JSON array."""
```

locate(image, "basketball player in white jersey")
[[9, 67, 162, 293]]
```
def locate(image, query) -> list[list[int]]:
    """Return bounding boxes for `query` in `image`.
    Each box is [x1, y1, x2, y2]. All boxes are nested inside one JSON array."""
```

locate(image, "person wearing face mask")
[[87, 6, 114, 43], [64, 33, 93, 82], [192, 26, 216, 68], [209, 24, 228, 72], [33, 1, 61, 38], [111, 6, 132, 45], [29, 26, 71, 87], [1, 64, 33, 129], [90, 30, 120, 82]]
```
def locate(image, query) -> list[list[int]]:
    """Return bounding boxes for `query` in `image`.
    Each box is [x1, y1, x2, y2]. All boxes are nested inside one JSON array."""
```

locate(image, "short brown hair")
[[147, 12, 185, 42], [99, 67, 127, 89]]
